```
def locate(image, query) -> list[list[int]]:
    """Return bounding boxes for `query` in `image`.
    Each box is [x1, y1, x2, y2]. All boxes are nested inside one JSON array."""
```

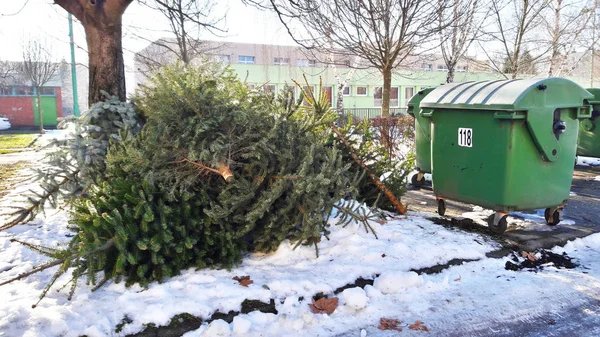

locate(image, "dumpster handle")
[[526, 108, 561, 162]]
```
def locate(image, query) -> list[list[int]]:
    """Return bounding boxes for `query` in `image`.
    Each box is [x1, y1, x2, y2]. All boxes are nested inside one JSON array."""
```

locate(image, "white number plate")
[[458, 128, 473, 147]]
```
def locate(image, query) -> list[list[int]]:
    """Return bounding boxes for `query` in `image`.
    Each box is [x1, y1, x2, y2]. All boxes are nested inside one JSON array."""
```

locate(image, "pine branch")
[[0, 171, 79, 231], [171, 158, 233, 182], [331, 126, 407, 214]]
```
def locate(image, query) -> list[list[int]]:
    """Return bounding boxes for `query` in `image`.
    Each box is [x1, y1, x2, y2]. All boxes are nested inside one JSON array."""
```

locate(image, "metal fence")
[[335, 108, 408, 127]]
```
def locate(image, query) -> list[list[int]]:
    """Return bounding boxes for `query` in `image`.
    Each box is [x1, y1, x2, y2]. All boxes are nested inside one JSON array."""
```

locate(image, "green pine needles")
[[3, 63, 393, 304]]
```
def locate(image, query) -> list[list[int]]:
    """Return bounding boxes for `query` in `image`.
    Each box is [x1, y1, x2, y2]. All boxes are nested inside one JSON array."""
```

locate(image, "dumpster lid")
[[420, 78, 592, 111], [407, 87, 435, 116]]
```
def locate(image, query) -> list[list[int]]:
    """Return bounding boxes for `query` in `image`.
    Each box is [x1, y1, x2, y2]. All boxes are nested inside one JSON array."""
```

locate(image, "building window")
[[247, 83, 256, 90], [437, 64, 449, 72], [423, 64, 433, 72], [219, 55, 230, 63], [15, 86, 33, 96], [296, 59, 317, 67], [0, 87, 11, 96], [405, 87, 414, 103], [356, 86, 368, 96], [374, 87, 399, 107], [40, 87, 55, 96], [274, 57, 290, 65], [456, 65, 467, 72], [238, 55, 255, 64], [342, 86, 350, 96]]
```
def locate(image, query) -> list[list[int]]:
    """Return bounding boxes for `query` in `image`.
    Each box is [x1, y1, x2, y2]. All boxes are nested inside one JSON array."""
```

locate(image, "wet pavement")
[[403, 166, 600, 252]]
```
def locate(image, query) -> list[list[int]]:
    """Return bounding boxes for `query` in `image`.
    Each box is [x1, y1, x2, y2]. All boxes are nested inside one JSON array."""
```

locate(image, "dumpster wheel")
[[436, 198, 446, 216], [411, 172, 425, 188], [544, 207, 562, 226], [487, 213, 508, 234]]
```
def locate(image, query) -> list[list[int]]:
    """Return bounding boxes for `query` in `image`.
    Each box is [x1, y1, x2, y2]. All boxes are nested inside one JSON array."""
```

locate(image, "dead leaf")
[[454, 275, 461, 282], [521, 251, 537, 262], [232, 275, 253, 287], [408, 320, 429, 332], [378, 318, 402, 331], [375, 220, 386, 225], [308, 297, 338, 315]]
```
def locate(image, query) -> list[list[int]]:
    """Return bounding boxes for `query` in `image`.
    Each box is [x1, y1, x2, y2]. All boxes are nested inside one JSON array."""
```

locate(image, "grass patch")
[[0, 161, 29, 199], [0, 133, 39, 150]]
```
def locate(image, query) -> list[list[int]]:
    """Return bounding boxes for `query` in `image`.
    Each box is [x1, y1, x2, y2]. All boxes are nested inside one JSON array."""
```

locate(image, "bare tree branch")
[[264, 0, 450, 117]]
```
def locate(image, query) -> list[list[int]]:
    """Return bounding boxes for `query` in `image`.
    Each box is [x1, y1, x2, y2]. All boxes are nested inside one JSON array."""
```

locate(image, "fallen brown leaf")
[[232, 275, 253, 287], [454, 275, 461, 282], [408, 320, 429, 332], [308, 297, 338, 315], [378, 318, 402, 331]]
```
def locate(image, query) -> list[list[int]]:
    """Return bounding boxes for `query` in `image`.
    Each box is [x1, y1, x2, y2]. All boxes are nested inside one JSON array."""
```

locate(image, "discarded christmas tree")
[[2, 64, 385, 304]]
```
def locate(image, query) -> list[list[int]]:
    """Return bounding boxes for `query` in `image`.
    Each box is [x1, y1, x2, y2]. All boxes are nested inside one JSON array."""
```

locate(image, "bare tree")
[[439, 0, 489, 83], [483, 0, 549, 79], [22, 39, 59, 134], [545, 0, 598, 77], [54, 0, 133, 104], [132, 0, 226, 81], [266, 0, 449, 117], [0, 60, 15, 87]]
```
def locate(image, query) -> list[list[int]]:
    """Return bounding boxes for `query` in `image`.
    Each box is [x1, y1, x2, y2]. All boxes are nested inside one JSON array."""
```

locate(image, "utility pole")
[[68, 13, 80, 117]]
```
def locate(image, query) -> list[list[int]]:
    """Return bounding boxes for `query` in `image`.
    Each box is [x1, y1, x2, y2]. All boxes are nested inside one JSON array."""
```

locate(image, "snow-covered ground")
[[577, 156, 600, 167], [1, 175, 600, 336]]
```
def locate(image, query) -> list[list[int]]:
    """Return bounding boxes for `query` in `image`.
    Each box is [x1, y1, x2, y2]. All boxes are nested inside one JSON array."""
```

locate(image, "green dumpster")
[[407, 87, 435, 187], [577, 88, 600, 158], [420, 78, 592, 233]]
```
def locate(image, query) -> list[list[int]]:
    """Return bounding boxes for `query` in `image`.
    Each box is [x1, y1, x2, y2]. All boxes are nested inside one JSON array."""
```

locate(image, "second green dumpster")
[[407, 87, 435, 187], [577, 88, 600, 158], [420, 78, 592, 233]]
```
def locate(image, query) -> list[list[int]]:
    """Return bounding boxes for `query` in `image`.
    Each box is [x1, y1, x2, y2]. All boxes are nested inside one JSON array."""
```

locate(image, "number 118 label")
[[458, 128, 473, 147]]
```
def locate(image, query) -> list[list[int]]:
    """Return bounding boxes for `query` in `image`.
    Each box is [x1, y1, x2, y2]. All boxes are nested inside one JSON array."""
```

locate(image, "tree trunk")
[[36, 88, 44, 134], [381, 68, 391, 117], [548, 0, 562, 77], [336, 84, 344, 115], [84, 21, 126, 104], [446, 67, 455, 83]]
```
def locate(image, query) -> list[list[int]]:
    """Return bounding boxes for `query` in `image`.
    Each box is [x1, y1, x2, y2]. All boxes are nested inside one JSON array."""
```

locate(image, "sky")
[[0, 0, 297, 94]]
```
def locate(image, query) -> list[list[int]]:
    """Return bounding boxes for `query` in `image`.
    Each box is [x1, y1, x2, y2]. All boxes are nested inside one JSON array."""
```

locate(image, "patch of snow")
[[373, 271, 423, 294], [2, 178, 600, 336], [340, 287, 368, 310], [202, 319, 231, 337], [231, 316, 251, 335], [577, 156, 600, 167]]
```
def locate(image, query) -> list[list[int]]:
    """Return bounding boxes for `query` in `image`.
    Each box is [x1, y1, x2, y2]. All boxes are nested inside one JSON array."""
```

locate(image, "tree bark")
[[54, 0, 132, 105], [84, 21, 126, 103], [446, 67, 455, 83], [36, 88, 45, 134], [381, 68, 391, 117], [336, 84, 344, 115], [548, 0, 562, 77]]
